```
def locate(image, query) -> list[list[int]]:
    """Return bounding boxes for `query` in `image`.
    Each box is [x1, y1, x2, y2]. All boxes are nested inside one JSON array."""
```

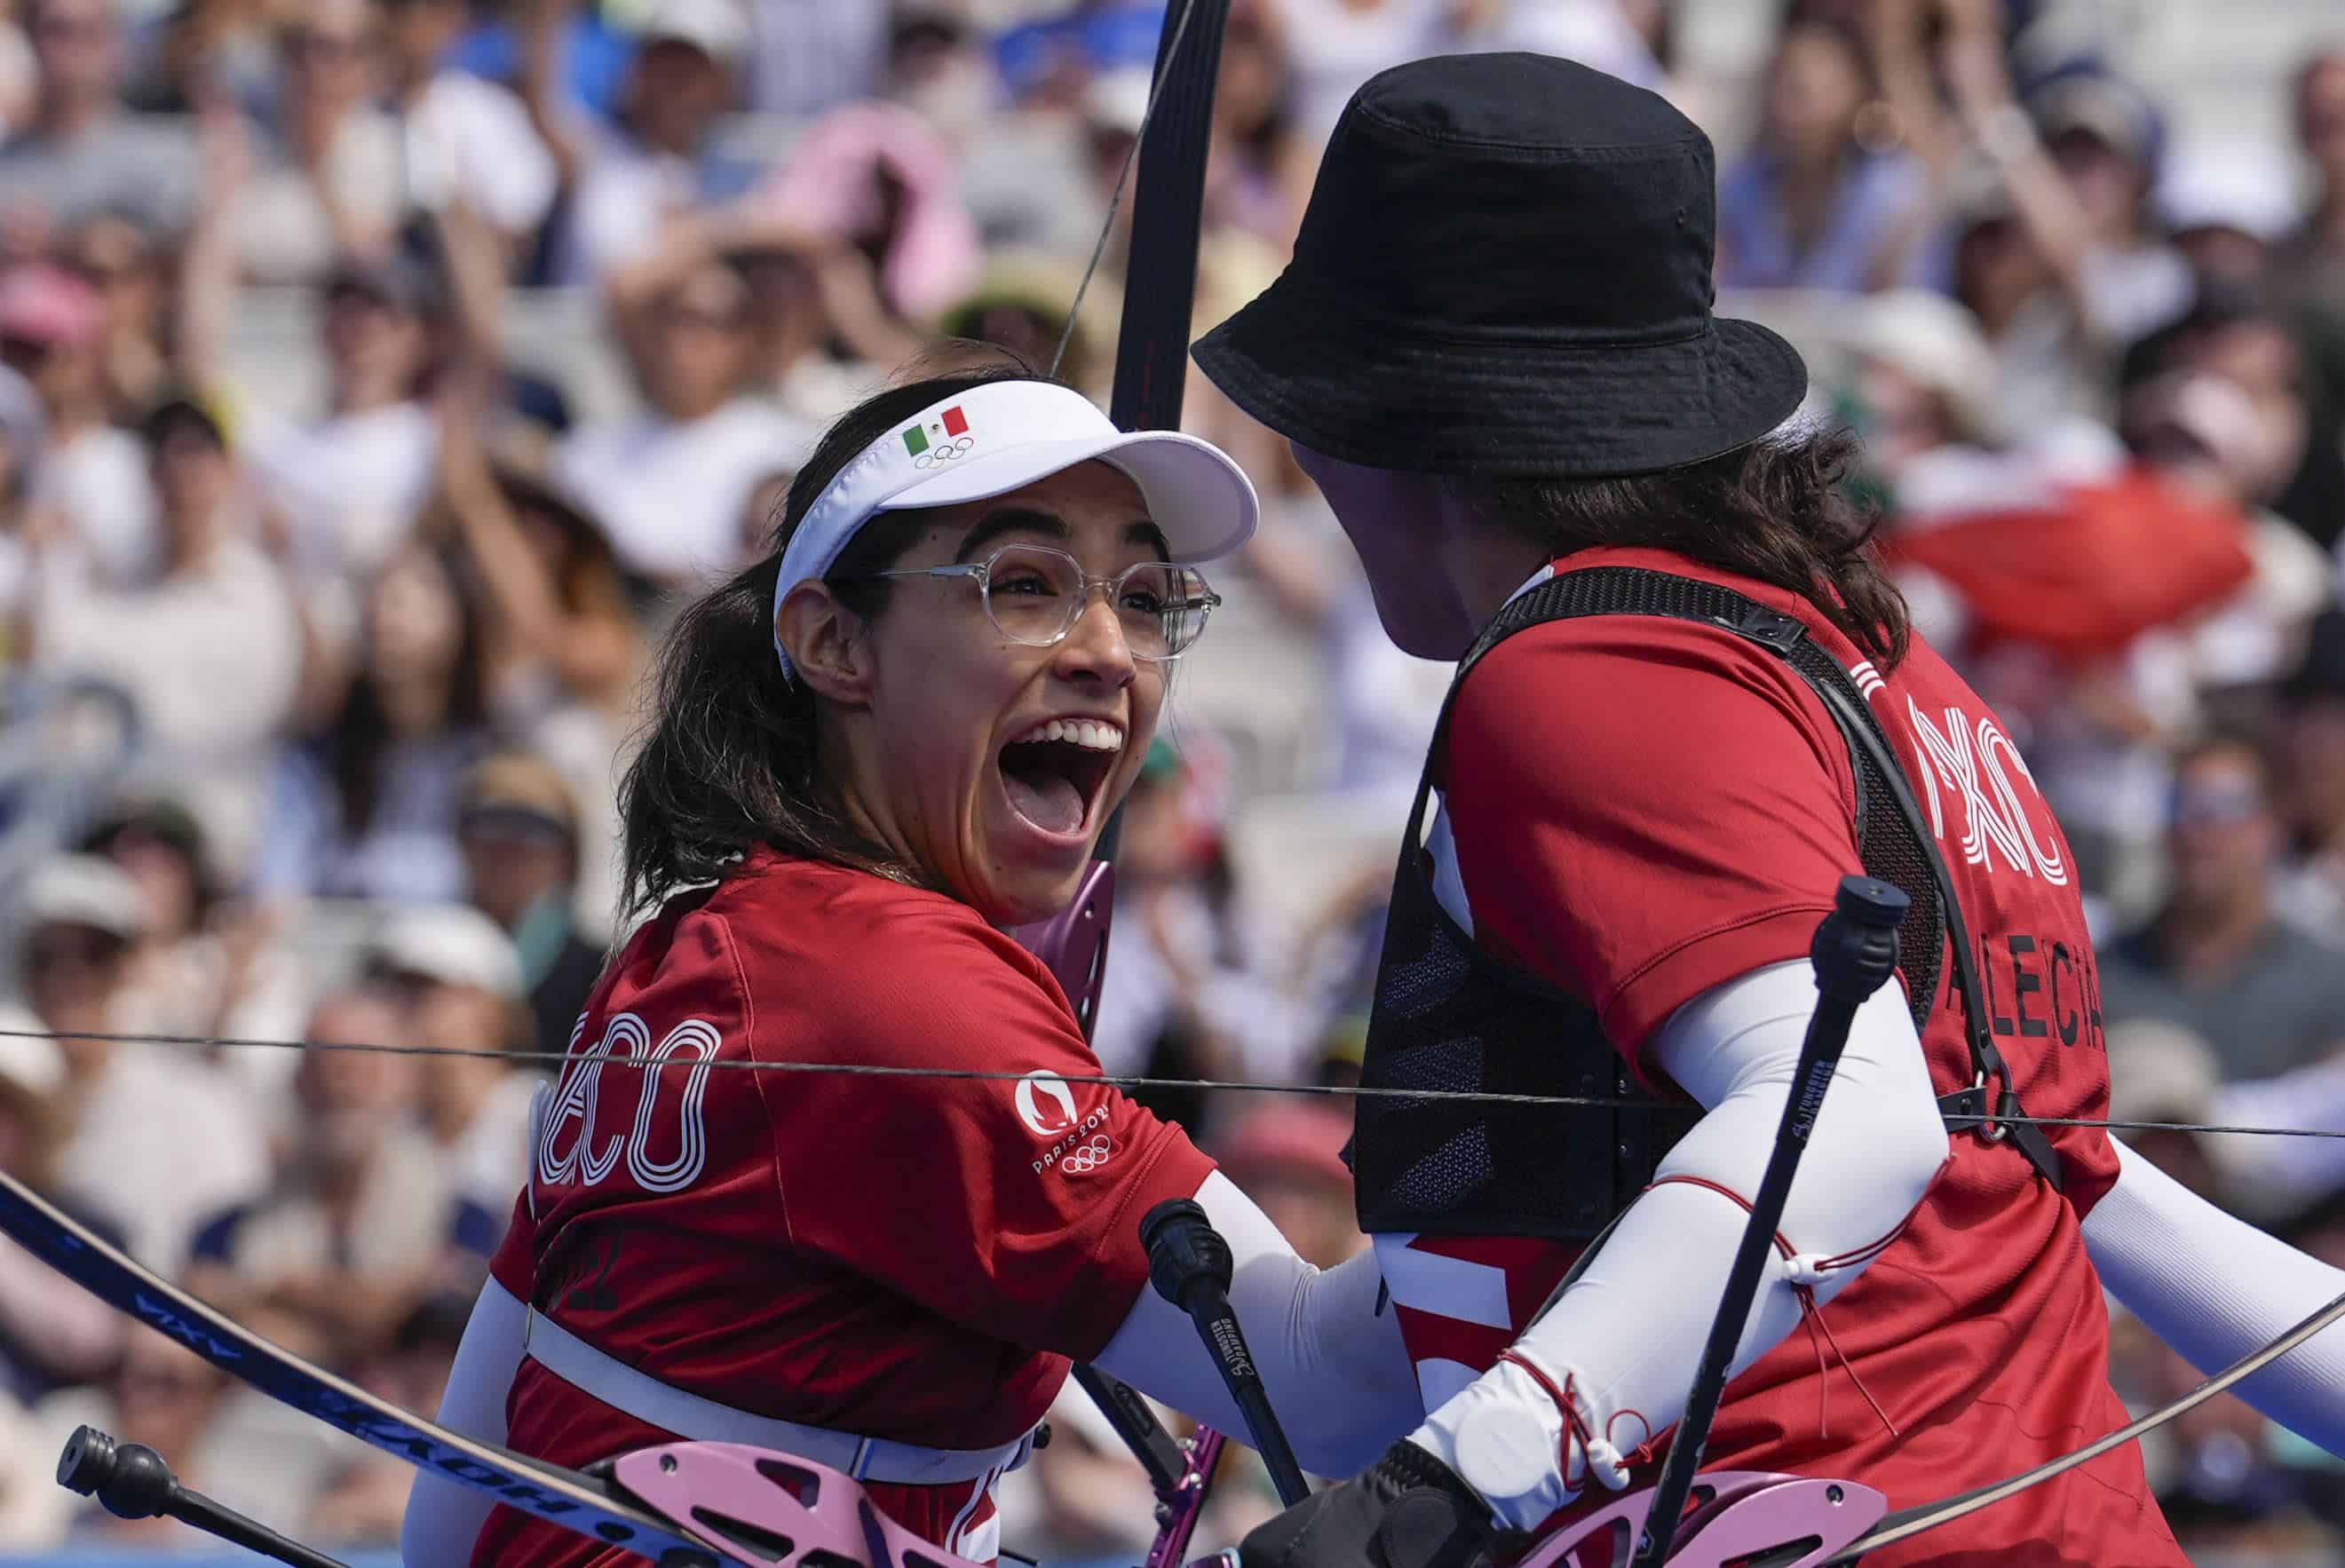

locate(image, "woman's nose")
[[1051, 590, 1138, 686]]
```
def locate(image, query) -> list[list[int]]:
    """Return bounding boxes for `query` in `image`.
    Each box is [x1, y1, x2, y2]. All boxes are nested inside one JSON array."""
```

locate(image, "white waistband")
[[497, 1279, 1039, 1486]]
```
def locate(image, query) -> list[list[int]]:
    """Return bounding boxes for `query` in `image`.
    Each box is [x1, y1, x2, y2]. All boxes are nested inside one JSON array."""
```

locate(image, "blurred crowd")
[[0, 0, 2342, 1560]]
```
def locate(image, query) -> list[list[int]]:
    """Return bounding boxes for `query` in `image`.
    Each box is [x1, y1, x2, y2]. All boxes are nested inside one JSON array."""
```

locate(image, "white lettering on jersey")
[[1897, 693, 2067, 883], [533, 1013, 719, 1200], [626, 1018, 719, 1193]]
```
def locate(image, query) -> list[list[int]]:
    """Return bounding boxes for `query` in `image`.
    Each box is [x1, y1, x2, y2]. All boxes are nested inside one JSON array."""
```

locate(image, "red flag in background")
[[1881, 467, 2257, 667]]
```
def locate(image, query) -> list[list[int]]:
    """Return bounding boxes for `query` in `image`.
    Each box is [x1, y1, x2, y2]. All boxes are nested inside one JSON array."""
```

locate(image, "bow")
[[1014, 0, 1243, 1503]]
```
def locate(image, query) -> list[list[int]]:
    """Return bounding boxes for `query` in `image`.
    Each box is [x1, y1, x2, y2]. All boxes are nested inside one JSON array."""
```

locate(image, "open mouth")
[[998, 718, 1124, 840]]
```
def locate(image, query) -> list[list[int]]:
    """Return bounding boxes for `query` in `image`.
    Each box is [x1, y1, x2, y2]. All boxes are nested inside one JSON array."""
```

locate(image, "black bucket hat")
[[1193, 53, 1807, 479]]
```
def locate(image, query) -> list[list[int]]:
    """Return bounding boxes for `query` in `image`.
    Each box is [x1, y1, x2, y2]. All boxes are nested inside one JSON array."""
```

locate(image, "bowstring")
[[10, 1024, 2343, 1143], [1048, 0, 1207, 381]]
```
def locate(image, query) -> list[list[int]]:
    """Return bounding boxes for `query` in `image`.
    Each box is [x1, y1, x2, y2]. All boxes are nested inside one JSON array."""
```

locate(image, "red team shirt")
[[479, 852, 1215, 1567], [1392, 546, 2183, 1564]]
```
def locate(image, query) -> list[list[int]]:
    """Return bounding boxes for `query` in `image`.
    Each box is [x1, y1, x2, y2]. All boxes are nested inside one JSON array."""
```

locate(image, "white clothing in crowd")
[[244, 400, 440, 586], [28, 424, 155, 588], [551, 400, 813, 583], [29, 536, 302, 874], [51, 1049, 272, 1279], [400, 72, 560, 241]]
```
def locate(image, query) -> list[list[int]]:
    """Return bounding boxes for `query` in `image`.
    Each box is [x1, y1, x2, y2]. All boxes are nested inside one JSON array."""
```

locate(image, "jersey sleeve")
[[487, 1185, 539, 1304], [1444, 615, 1866, 1072], [754, 911, 1216, 1364]]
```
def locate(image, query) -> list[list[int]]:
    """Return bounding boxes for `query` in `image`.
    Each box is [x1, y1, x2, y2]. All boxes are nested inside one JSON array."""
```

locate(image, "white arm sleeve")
[[1411, 961, 1950, 1528], [401, 1276, 527, 1567], [1093, 1169, 1424, 1477], [2083, 1137, 2345, 1454]]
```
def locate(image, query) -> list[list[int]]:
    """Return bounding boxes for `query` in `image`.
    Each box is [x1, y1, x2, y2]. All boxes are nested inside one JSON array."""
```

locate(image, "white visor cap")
[[773, 380, 1259, 678]]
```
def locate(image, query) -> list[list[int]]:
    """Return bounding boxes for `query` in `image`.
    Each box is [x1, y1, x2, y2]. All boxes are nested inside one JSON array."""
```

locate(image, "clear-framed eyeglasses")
[[857, 543, 1221, 661]]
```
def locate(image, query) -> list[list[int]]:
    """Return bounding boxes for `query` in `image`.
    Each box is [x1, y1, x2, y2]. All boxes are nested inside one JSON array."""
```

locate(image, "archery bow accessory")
[[1142, 1197, 1311, 1505], [59, 1426, 357, 1568], [1632, 876, 1909, 1565]]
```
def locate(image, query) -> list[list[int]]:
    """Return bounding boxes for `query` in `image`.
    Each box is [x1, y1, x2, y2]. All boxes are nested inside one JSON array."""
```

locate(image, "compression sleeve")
[[1093, 1169, 1423, 1477], [2083, 1137, 2345, 1454], [401, 1273, 527, 1566], [1408, 961, 1949, 1527]]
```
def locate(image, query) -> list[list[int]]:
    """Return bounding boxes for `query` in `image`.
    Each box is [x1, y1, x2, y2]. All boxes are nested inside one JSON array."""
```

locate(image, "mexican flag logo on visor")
[[902, 405, 970, 459]]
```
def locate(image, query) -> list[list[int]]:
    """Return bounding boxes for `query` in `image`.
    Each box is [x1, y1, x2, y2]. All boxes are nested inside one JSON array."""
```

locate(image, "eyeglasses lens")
[[979, 546, 1211, 659]]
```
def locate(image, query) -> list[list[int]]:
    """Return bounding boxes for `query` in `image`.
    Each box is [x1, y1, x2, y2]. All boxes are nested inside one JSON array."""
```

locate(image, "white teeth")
[[1013, 719, 1123, 750]]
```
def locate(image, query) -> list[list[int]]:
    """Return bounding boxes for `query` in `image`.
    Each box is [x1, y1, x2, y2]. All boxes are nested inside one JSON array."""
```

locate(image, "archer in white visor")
[[407, 370, 1429, 1568], [748, 368, 1256, 923]]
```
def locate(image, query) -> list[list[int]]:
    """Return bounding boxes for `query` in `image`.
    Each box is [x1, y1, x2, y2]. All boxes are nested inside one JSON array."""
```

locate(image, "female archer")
[[400, 365, 1426, 1567], [1193, 54, 2345, 1568]]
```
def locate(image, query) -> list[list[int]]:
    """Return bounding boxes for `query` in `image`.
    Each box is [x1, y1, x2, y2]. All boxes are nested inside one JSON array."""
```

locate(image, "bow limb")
[[1028, 0, 1240, 1510], [1821, 1284, 2345, 1561]]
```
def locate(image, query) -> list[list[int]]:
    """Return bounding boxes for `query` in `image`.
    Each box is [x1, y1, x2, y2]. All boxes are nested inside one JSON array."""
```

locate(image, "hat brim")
[[1193, 280, 1809, 479], [875, 429, 1257, 564]]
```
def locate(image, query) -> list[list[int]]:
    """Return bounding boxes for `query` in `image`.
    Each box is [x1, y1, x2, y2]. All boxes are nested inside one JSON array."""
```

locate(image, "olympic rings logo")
[[1059, 1136, 1114, 1176], [911, 437, 978, 470]]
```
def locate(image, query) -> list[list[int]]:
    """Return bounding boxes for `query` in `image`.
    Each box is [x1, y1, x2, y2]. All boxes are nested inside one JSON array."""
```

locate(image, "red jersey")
[[1385, 547, 2181, 1564], [478, 851, 1215, 1567]]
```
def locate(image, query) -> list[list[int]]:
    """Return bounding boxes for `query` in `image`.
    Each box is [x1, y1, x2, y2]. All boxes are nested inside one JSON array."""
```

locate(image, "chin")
[[985, 862, 1095, 930], [1378, 606, 1471, 661]]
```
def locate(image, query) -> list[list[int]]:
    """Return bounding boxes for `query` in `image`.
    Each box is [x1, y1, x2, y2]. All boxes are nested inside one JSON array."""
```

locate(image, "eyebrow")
[[954, 509, 1170, 563]]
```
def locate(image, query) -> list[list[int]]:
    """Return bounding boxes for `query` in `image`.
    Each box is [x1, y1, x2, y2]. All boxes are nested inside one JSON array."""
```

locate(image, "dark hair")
[[327, 545, 491, 838], [1452, 424, 1911, 669], [619, 363, 1046, 915]]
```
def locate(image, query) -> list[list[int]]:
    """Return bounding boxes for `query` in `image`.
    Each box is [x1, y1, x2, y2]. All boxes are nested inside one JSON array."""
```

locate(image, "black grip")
[[1143, 1197, 1232, 1311], [1810, 875, 1910, 1005], [1142, 1199, 1311, 1506]]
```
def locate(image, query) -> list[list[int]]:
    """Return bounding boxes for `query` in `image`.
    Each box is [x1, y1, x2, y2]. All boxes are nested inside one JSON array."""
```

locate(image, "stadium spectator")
[[24, 855, 268, 1276], [0, 0, 198, 242], [455, 751, 605, 1054], [552, 258, 813, 587], [225, 0, 403, 287], [234, 254, 443, 590], [0, 260, 154, 589], [2099, 735, 2345, 1082], [75, 796, 302, 1118], [530, 0, 755, 287], [366, 903, 537, 1230], [59, 213, 167, 422], [381, 0, 559, 264], [2281, 46, 2345, 320], [21, 393, 301, 871], [0, 1031, 121, 1410], [187, 986, 485, 1366], [1716, 14, 1927, 292], [253, 542, 490, 905]]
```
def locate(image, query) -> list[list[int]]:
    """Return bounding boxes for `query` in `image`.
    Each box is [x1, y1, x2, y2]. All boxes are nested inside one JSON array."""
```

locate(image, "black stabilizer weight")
[[1142, 1199, 1232, 1312], [59, 1427, 180, 1520]]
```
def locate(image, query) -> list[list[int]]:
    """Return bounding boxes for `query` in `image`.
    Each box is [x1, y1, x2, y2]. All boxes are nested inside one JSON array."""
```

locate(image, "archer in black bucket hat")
[[1205, 55, 2194, 1568], [1193, 51, 1806, 477]]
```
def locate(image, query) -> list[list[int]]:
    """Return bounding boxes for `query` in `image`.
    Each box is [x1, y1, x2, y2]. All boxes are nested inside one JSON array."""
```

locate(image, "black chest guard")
[[1350, 566, 2062, 1241]]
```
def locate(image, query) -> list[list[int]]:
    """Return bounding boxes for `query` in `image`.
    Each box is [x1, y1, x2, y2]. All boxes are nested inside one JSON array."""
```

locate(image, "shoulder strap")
[[1454, 566, 2064, 1192]]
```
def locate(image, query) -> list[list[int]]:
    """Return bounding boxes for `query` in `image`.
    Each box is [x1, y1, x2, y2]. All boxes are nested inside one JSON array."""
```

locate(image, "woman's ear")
[[777, 583, 875, 704]]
